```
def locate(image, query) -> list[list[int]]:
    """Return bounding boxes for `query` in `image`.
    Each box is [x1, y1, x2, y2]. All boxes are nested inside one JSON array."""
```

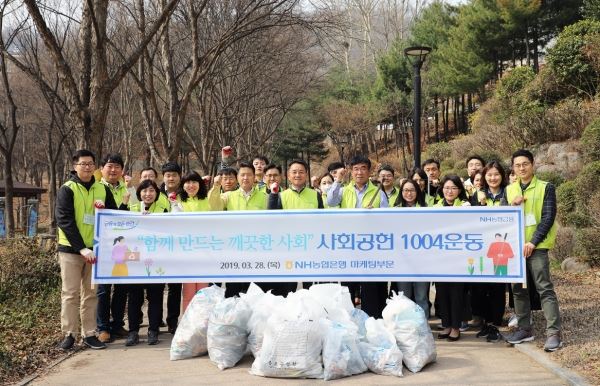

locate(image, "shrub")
[[424, 142, 452, 163], [537, 170, 566, 188], [550, 226, 575, 263], [581, 118, 600, 163], [546, 19, 600, 96], [575, 227, 600, 266], [557, 180, 577, 226], [496, 66, 536, 100], [573, 161, 600, 204]]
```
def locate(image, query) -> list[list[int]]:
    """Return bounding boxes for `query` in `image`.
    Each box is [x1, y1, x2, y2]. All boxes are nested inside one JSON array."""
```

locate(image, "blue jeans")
[[397, 282, 430, 319], [96, 284, 127, 332]]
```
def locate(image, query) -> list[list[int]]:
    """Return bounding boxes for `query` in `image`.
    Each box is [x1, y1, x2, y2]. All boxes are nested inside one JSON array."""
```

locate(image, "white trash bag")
[[358, 318, 403, 377], [322, 320, 367, 380], [170, 285, 225, 361], [350, 308, 369, 340], [382, 291, 436, 373], [207, 296, 252, 370], [250, 315, 325, 378], [308, 283, 355, 314], [247, 292, 285, 357]]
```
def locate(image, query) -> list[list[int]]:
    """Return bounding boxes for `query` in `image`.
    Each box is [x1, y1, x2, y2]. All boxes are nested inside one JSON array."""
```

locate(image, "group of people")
[[55, 147, 562, 353]]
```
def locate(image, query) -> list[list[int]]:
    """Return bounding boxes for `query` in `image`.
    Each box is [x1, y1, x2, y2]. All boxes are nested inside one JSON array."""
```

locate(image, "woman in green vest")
[[393, 179, 431, 320], [434, 175, 469, 342], [126, 179, 168, 347], [470, 161, 509, 343], [177, 172, 212, 312]]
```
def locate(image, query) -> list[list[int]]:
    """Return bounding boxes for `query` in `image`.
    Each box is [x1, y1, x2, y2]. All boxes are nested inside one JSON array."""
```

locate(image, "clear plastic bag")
[[247, 292, 285, 357], [322, 320, 367, 380], [382, 291, 436, 373], [170, 285, 224, 361], [358, 317, 403, 377], [207, 296, 252, 370]]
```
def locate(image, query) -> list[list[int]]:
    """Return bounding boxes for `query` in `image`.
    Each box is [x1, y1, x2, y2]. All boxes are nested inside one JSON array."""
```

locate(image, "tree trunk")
[[434, 95, 439, 142], [533, 25, 539, 73], [443, 98, 449, 140], [461, 94, 467, 132], [2, 157, 15, 236]]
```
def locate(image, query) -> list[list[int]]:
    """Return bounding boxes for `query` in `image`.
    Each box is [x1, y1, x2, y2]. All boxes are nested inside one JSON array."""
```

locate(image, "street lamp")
[[404, 46, 431, 169]]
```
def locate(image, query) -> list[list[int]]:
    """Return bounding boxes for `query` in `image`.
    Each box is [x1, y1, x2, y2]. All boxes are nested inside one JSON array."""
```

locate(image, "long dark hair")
[[394, 179, 427, 207], [178, 171, 207, 201], [438, 174, 468, 203], [480, 160, 508, 193]]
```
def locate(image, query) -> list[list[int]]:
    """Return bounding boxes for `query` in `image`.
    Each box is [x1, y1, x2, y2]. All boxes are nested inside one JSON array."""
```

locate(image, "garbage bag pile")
[[170, 284, 436, 379]]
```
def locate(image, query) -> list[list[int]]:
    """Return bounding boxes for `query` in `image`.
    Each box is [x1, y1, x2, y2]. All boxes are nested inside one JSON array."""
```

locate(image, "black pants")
[[471, 283, 506, 326], [166, 283, 181, 329], [96, 284, 128, 332], [256, 282, 297, 297], [360, 282, 389, 319], [128, 284, 164, 332], [225, 282, 250, 298], [342, 282, 361, 304], [436, 282, 465, 329]]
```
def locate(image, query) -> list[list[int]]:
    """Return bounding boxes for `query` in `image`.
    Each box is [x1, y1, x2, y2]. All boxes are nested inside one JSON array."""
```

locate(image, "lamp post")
[[404, 46, 431, 169]]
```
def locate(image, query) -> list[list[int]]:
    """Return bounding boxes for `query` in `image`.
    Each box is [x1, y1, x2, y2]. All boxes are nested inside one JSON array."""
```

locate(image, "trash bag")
[[250, 314, 325, 379], [350, 308, 369, 340], [308, 283, 355, 314], [207, 296, 252, 370], [358, 317, 403, 377], [247, 292, 285, 357], [322, 320, 367, 380], [382, 291, 436, 373], [284, 289, 328, 321], [170, 285, 225, 361]]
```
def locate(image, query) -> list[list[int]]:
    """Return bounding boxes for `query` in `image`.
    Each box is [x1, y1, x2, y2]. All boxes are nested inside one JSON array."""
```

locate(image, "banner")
[[92, 207, 525, 284]]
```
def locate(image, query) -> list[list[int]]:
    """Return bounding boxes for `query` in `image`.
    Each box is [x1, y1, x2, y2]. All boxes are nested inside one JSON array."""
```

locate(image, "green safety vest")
[[179, 196, 211, 212], [434, 199, 466, 207], [281, 187, 319, 209], [341, 181, 381, 208], [506, 176, 556, 249], [58, 180, 107, 248], [226, 188, 267, 211], [101, 178, 128, 207], [386, 187, 400, 207], [130, 200, 169, 213]]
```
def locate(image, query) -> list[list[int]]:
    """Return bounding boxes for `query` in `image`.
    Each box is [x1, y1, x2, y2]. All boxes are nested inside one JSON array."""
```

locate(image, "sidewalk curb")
[[513, 343, 590, 386], [17, 347, 83, 386]]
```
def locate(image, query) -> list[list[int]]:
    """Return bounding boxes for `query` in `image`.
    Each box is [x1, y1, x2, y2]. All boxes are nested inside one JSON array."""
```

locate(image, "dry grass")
[[531, 268, 600, 384]]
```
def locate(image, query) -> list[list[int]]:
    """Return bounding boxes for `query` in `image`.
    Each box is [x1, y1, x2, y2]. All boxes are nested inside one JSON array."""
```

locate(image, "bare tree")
[[2, 0, 181, 160]]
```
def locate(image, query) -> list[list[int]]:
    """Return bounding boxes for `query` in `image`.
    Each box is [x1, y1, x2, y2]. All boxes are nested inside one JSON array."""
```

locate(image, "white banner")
[[92, 207, 525, 284]]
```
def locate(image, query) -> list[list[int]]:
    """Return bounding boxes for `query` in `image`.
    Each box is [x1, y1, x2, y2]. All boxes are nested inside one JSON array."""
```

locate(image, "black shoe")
[[476, 324, 491, 338], [168, 325, 177, 335], [448, 332, 461, 342], [147, 330, 159, 345], [125, 331, 139, 347], [486, 326, 501, 342], [438, 333, 450, 339], [83, 335, 107, 350], [112, 326, 129, 339], [59, 334, 75, 350]]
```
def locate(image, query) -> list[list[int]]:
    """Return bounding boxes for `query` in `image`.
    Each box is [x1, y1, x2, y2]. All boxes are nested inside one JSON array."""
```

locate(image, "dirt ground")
[[530, 268, 600, 384]]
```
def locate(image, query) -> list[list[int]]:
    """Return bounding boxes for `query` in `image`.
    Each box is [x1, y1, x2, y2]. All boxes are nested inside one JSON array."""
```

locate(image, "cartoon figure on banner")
[[486, 233, 514, 276], [111, 236, 140, 276]]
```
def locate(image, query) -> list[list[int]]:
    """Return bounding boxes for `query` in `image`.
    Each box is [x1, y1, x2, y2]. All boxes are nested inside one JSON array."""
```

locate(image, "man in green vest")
[[378, 165, 399, 206], [268, 159, 324, 293], [96, 154, 129, 343], [159, 161, 183, 334], [503, 149, 562, 352], [209, 162, 268, 297], [327, 155, 389, 318], [262, 164, 283, 193], [56, 149, 118, 350], [253, 155, 269, 191]]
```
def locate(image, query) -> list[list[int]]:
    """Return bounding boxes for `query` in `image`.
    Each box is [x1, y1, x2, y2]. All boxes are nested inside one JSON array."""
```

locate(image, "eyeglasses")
[[75, 162, 95, 168], [402, 189, 416, 193], [443, 186, 459, 191], [513, 162, 531, 169]]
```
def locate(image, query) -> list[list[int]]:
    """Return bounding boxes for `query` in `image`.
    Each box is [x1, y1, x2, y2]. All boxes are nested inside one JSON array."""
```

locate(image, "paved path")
[[30, 327, 566, 386]]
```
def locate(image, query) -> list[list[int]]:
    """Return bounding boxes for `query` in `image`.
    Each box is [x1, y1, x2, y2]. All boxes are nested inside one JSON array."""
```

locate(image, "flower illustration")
[[467, 258, 475, 275], [143, 258, 154, 276], [155, 267, 165, 276]]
